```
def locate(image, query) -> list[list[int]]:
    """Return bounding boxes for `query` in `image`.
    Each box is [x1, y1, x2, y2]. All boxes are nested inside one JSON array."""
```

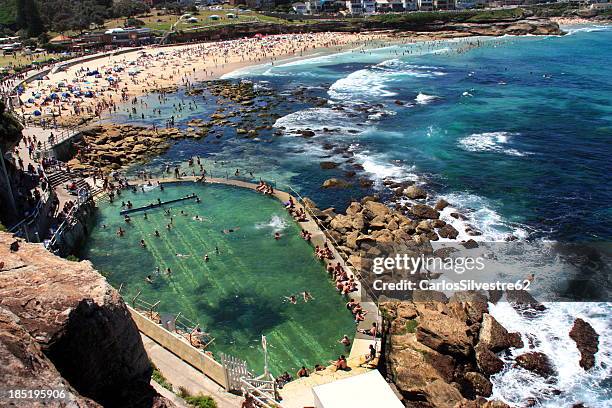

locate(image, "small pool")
[[81, 182, 355, 375]]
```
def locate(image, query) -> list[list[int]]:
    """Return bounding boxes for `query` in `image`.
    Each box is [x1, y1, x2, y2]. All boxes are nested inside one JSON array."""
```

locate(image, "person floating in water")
[[339, 335, 351, 347], [117, 227, 125, 237], [274, 232, 281, 240], [140, 239, 146, 248], [143, 212, 148, 220], [302, 291, 314, 302], [154, 230, 160, 237], [124, 215, 131, 224], [204, 254, 209, 262], [145, 275, 153, 284], [284, 295, 297, 304]]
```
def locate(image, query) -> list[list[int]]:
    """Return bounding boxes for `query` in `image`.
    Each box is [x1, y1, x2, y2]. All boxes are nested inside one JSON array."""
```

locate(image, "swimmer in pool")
[[146, 275, 153, 284], [302, 291, 314, 302], [204, 254, 209, 262], [274, 232, 281, 240], [140, 239, 146, 248], [117, 227, 124, 237], [144, 212, 148, 220], [166, 267, 172, 275], [166, 223, 172, 230], [284, 295, 297, 305], [154, 230, 160, 237]]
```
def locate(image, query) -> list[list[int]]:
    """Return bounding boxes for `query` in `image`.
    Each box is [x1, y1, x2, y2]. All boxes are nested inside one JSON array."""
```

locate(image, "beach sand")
[[18, 32, 392, 126]]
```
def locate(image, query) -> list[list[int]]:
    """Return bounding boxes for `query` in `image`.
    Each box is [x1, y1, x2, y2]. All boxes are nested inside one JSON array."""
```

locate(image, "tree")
[[112, 0, 151, 18], [16, 0, 45, 37]]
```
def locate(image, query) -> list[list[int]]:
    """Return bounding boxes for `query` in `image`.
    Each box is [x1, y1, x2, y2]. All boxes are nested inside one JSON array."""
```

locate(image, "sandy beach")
[[17, 32, 392, 127]]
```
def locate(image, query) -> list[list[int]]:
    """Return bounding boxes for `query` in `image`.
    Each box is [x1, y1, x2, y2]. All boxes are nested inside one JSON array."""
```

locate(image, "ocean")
[[103, 24, 612, 406]]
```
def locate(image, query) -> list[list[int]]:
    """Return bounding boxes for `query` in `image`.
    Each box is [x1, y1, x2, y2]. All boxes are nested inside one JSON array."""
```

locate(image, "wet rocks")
[[435, 199, 450, 211], [479, 314, 524, 352], [474, 343, 504, 376], [416, 309, 474, 358], [319, 161, 339, 170], [569, 318, 599, 370], [410, 204, 440, 219], [404, 185, 428, 199], [515, 352, 556, 378], [438, 224, 460, 239], [322, 178, 349, 188]]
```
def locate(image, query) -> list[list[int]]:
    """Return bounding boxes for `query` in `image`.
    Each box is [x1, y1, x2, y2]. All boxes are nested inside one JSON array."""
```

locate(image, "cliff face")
[[0, 232, 173, 408]]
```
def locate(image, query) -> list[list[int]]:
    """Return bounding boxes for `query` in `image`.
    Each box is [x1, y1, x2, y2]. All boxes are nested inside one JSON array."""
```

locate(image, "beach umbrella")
[[33, 110, 41, 116], [84, 91, 94, 98], [27, 98, 34, 103]]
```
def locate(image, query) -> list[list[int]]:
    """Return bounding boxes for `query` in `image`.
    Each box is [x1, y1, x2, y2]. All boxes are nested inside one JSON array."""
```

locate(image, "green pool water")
[[81, 182, 355, 375]]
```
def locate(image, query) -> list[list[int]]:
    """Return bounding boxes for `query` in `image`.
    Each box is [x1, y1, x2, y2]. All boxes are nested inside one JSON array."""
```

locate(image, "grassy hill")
[[0, 0, 17, 26]]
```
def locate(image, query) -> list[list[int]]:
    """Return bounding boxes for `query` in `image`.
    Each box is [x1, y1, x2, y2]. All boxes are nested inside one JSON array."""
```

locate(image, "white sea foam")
[[415, 92, 439, 105], [255, 214, 288, 232], [272, 107, 364, 134], [437, 192, 530, 242], [458, 132, 530, 157], [488, 301, 612, 407], [353, 151, 418, 184]]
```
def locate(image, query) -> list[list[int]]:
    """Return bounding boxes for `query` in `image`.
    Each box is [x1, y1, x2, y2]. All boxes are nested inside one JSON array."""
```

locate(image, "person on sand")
[[297, 366, 309, 378]]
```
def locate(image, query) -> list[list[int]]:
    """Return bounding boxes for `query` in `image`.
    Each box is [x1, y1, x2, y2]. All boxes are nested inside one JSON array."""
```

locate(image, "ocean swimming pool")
[[81, 182, 355, 375]]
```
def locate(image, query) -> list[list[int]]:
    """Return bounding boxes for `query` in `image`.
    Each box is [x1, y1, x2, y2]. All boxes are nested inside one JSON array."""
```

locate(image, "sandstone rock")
[[425, 379, 464, 408], [0, 307, 100, 407], [416, 310, 473, 358], [319, 161, 339, 170], [463, 371, 493, 398], [515, 352, 555, 378], [322, 178, 349, 189], [330, 214, 353, 233], [363, 201, 390, 219], [475, 343, 504, 376], [0, 233, 172, 407], [405, 185, 428, 199], [410, 204, 440, 219], [435, 199, 450, 211], [569, 318, 599, 370], [479, 314, 524, 352], [439, 224, 460, 239], [345, 202, 362, 216]]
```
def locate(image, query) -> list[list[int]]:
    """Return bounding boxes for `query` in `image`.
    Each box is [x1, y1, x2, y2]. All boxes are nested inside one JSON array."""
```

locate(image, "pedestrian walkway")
[[142, 334, 242, 408]]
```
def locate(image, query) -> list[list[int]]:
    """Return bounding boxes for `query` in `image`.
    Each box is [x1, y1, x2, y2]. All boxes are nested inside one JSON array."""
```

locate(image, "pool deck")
[[122, 175, 381, 408]]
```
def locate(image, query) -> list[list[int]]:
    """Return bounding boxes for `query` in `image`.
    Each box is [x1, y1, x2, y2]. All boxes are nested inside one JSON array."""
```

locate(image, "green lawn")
[[0, 53, 63, 71]]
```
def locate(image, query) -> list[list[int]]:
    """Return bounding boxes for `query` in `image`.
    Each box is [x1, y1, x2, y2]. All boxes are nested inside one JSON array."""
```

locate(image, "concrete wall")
[[128, 306, 227, 388]]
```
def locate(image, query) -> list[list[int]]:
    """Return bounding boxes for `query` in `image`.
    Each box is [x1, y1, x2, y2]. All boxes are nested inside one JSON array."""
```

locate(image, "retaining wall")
[[128, 306, 227, 388]]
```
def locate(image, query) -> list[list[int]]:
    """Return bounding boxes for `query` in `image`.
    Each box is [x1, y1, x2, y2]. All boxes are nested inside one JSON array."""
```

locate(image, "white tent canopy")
[[312, 370, 403, 408]]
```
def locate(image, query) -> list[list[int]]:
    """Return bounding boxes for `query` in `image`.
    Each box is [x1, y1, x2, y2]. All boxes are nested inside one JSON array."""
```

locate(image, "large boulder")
[[479, 314, 523, 352], [462, 371, 493, 398], [363, 201, 390, 219], [569, 318, 599, 370], [410, 204, 440, 219], [515, 352, 556, 378], [404, 185, 427, 199], [330, 214, 354, 233], [416, 310, 473, 358], [474, 343, 504, 376], [0, 233, 172, 408], [322, 178, 349, 188], [438, 224, 460, 239]]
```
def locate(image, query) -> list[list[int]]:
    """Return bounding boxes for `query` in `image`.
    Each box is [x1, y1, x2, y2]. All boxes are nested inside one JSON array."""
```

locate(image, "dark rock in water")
[[359, 178, 373, 188], [451, 212, 469, 220], [462, 371, 493, 398], [434, 199, 450, 211], [348, 129, 360, 133], [394, 100, 404, 105], [344, 171, 356, 178], [475, 343, 504, 376], [319, 161, 339, 170], [404, 185, 428, 199], [322, 143, 334, 150], [488, 289, 503, 304], [461, 239, 479, 249], [505, 235, 519, 242], [410, 204, 440, 219], [515, 352, 556, 378], [299, 130, 315, 137], [352, 163, 365, 171], [438, 224, 460, 240], [479, 314, 524, 352], [322, 178, 349, 189], [505, 290, 546, 316], [569, 318, 599, 370]]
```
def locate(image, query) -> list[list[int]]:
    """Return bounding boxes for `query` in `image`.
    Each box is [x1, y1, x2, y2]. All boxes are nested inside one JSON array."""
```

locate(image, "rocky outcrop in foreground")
[[0, 233, 173, 408], [381, 296, 523, 408]]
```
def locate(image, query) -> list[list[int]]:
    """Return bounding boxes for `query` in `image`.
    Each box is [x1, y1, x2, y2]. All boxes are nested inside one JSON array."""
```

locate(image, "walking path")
[[142, 334, 242, 408]]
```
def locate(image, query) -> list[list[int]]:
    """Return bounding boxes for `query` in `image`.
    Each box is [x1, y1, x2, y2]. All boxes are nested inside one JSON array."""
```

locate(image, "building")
[[293, 1, 308, 12], [375, 0, 405, 11], [402, 0, 418, 10], [345, 0, 374, 13], [454, 0, 475, 8], [417, 0, 433, 10], [104, 28, 154, 46], [433, 0, 454, 9]]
